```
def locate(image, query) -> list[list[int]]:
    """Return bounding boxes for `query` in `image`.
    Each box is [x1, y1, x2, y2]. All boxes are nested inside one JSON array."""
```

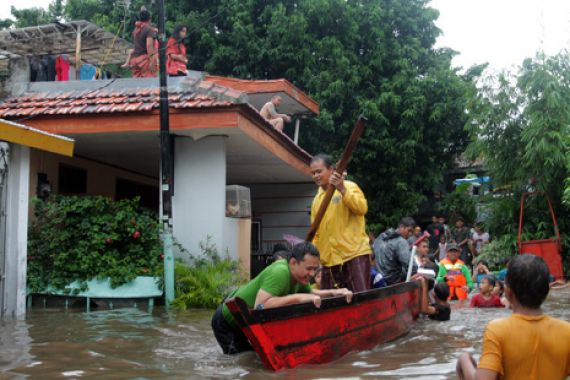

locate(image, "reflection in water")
[[0, 289, 568, 379]]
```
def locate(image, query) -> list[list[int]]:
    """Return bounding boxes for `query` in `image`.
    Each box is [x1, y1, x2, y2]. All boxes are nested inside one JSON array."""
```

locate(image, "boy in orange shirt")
[[456, 254, 570, 380]]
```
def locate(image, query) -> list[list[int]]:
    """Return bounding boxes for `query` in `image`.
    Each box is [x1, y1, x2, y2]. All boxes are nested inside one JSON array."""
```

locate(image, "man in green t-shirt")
[[211, 241, 353, 354]]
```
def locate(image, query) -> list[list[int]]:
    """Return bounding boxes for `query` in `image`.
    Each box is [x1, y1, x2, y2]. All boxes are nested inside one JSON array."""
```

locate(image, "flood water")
[[1, 289, 570, 380]]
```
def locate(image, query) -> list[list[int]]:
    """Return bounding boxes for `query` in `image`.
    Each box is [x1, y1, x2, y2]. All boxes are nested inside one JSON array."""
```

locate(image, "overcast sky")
[[430, 0, 570, 71], [1, 0, 569, 71]]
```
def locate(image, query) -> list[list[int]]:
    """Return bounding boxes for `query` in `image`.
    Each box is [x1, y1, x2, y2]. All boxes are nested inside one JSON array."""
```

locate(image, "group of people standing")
[[123, 9, 189, 78]]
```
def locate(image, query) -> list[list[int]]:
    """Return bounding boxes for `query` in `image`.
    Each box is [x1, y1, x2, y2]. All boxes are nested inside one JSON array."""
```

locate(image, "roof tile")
[[0, 79, 248, 122]]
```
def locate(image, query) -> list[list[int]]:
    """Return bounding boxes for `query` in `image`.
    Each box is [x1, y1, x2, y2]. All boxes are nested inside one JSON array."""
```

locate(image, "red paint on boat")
[[226, 281, 420, 371]]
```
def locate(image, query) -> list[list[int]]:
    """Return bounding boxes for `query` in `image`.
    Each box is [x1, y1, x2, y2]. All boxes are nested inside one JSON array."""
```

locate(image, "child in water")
[[470, 275, 504, 308], [415, 275, 451, 321], [471, 259, 491, 286], [456, 254, 570, 380]]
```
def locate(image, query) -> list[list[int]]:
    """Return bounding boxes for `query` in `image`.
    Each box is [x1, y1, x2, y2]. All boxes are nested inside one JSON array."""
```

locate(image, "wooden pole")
[[75, 26, 81, 80], [305, 115, 367, 242]]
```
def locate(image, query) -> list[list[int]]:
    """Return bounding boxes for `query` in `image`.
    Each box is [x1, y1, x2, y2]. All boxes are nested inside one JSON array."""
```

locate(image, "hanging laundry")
[[46, 55, 56, 81], [79, 64, 97, 80], [55, 55, 70, 81], [29, 56, 41, 82]]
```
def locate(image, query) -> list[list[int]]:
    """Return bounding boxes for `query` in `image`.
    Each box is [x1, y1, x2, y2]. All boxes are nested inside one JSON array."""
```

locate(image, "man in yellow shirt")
[[310, 154, 371, 292], [456, 254, 570, 380]]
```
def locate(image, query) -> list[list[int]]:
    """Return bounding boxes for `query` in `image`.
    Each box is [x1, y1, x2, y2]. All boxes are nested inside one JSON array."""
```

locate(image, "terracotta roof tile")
[[0, 81, 241, 119]]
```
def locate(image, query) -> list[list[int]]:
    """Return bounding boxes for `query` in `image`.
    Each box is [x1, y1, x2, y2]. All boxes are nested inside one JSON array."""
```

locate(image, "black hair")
[[481, 275, 496, 288], [310, 153, 334, 169], [434, 282, 450, 301], [506, 254, 550, 309], [172, 24, 187, 42], [399, 216, 416, 228], [139, 10, 151, 22], [272, 250, 290, 261], [290, 241, 320, 262], [272, 243, 288, 253], [477, 259, 489, 267]]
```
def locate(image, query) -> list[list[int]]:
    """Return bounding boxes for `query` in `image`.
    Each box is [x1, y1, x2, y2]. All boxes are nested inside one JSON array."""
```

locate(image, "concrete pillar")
[[2, 144, 30, 319], [172, 136, 227, 259]]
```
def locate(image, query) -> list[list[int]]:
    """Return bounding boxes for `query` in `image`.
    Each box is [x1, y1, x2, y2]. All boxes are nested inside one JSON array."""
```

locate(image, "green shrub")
[[172, 238, 247, 310], [27, 195, 163, 293], [440, 190, 477, 224], [475, 235, 518, 271]]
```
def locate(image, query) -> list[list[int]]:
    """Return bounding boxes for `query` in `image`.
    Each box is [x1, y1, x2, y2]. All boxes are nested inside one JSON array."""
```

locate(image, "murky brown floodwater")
[[1, 288, 569, 380]]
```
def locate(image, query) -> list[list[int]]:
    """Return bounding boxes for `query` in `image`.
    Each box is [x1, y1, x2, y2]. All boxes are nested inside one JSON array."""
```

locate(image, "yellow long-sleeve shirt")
[[310, 180, 371, 267]]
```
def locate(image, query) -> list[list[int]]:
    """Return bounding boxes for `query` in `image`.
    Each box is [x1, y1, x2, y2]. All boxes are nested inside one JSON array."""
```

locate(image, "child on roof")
[[470, 275, 504, 308], [456, 254, 570, 380]]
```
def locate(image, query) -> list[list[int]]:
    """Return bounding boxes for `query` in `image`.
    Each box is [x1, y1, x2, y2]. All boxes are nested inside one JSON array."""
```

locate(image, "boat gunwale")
[[226, 280, 419, 325]]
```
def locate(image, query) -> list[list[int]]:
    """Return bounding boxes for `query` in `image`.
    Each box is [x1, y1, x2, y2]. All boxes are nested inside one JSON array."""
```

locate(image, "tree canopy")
[[4, 0, 479, 228]]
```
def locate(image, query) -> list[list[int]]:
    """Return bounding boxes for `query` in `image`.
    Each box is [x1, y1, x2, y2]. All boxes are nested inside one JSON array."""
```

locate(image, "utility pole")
[[157, 0, 175, 306]]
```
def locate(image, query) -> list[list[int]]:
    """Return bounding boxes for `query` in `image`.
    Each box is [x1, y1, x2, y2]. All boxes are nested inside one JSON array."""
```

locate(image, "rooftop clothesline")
[[0, 20, 132, 66]]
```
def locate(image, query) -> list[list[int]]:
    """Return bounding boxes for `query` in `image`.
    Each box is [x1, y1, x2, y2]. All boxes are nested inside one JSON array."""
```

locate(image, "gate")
[[0, 143, 9, 314]]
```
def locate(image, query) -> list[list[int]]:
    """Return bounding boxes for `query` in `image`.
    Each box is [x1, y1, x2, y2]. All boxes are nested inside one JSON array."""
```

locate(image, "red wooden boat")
[[225, 280, 420, 371]]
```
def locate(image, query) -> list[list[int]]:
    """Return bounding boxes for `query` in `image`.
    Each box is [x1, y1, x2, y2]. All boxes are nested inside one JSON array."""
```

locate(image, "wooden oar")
[[306, 115, 367, 242]]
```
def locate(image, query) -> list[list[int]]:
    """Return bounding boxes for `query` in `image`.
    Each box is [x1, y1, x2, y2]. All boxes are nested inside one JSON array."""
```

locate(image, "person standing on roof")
[[260, 95, 291, 132], [129, 8, 158, 78], [310, 154, 372, 292], [374, 217, 417, 285], [166, 25, 189, 76]]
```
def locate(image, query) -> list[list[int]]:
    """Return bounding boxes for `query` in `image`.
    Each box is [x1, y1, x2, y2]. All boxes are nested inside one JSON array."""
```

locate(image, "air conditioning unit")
[[225, 185, 251, 218]]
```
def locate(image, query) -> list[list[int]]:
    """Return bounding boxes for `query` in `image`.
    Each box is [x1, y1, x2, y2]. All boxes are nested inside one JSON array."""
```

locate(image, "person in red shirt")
[[167, 25, 188, 76], [470, 275, 504, 308], [129, 9, 158, 78]]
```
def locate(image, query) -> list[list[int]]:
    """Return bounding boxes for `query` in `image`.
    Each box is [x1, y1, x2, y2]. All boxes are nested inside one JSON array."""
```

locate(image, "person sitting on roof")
[[211, 241, 352, 355], [260, 95, 291, 132], [436, 243, 474, 300], [166, 25, 189, 76], [128, 8, 158, 78]]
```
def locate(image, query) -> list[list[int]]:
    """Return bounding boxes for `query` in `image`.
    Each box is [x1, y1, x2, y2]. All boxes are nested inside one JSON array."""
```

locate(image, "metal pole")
[[157, 0, 175, 306], [293, 118, 300, 145]]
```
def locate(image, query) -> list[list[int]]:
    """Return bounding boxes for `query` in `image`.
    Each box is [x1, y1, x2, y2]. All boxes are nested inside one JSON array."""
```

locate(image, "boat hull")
[[225, 280, 420, 370]]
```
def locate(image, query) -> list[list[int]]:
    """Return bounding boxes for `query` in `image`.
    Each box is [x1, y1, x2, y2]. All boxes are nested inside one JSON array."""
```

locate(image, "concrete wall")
[[172, 136, 227, 259], [2, 144, 30, 318], [223, 217, 251, 276], [1, 57, 30, 99], [248, 183, 315, 254]]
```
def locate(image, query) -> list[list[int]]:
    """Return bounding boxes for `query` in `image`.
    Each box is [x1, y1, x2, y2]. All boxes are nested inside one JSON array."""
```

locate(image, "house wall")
[[172, 136, 228, 260], [28, 149, 158, 207], [249, 182, 314, 253], [2, 144, 30, 318]]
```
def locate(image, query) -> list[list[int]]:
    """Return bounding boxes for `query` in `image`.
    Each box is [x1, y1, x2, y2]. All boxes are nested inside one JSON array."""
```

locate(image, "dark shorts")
[[321, 254, 371, 292], [211, 304, 253, 355]]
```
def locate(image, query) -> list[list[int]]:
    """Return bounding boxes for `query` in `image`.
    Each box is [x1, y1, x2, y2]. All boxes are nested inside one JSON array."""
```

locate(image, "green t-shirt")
[[221, 259, 312, 326]]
